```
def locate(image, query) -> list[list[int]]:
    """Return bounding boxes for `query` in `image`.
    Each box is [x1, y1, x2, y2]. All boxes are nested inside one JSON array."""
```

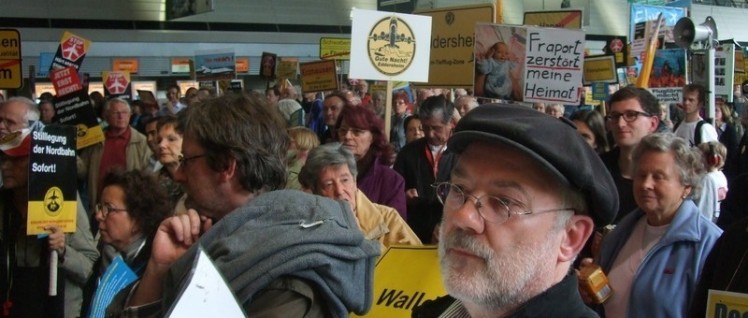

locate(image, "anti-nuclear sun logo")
[[367, 15, 416, 76], [44, 186, 64, 216]]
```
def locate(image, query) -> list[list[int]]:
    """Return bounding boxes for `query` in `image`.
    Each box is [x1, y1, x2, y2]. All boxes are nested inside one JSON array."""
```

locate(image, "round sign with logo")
[[44, 186, 64, 216], [366, 16, 416, 76]]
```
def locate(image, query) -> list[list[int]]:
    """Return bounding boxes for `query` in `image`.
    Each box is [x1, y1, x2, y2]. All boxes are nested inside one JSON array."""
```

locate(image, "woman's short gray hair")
[[298, 143, 358, 193], [632, 133, 705, 198]]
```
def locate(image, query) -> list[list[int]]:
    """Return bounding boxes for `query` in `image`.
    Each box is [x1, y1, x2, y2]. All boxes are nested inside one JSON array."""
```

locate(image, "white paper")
[[166, 247, 245, 317]]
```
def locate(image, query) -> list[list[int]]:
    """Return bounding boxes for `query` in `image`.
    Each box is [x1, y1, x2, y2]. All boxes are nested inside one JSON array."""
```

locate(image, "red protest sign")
[[50, 67, 83, 96]]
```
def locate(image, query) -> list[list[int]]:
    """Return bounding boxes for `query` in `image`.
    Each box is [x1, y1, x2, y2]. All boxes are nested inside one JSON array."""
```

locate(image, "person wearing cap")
[[412, 104, 618, 317], [600, 86, 661, 224], [0, 129, 99, 318], [588, 133, 722, 317]]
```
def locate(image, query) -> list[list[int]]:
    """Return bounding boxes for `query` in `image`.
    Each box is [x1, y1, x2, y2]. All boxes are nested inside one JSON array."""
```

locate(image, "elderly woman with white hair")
[[588, 133, 722, 317], [298, 143, 421, 250]]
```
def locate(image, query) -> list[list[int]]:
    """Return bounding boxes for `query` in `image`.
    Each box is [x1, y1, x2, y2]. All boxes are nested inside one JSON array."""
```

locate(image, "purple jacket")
[[357, 157, 407, 219]]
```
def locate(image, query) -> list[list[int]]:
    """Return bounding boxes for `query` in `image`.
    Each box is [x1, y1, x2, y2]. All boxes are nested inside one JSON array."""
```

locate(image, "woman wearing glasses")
[[85, 169, 172, 315], [336, 105, 407, 219], [586, 133, 722, 317]]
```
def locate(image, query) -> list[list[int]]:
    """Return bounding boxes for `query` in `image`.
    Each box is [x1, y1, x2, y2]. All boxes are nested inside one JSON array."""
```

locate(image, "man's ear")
[[558, 215, 595, 263], [220, 157, 238, 182], [648, 115, 661, 133]]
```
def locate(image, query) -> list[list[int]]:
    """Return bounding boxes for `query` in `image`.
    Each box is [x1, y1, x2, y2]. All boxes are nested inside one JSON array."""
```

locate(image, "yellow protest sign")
[[706, 290, 748, 317], [584, 55, 617, 85], [300, 60, 338, 93], [352, 245, 446, 318], [0, 29, 22, 89], [524, 10, 583, 29], [277, 58, 298, 81], [320, 37, 351, 60], [416, 4, 494, 88]]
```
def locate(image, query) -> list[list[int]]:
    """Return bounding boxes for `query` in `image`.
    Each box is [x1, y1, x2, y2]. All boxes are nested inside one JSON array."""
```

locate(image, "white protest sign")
[[524, 27, 585, 104], [350, 9, 432, 82], [473, 24, 584, 104]]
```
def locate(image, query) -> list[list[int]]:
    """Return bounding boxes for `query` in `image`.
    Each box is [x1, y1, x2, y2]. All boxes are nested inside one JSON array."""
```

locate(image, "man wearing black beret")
[[413, 104, 619, 317]]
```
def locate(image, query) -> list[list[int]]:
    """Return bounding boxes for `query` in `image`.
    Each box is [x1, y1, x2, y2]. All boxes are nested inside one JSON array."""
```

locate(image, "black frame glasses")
[[605, 110, 652, 123], [177, 153, 206, 166]]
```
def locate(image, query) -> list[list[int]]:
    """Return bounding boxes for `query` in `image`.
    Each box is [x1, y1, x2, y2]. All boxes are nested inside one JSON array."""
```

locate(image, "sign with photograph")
[[350, 9, 432, 82], [194, 49, 235, 81], [647, 48, 686, 103], [474, 23, 585, 104], [260, 52, 277, 79]]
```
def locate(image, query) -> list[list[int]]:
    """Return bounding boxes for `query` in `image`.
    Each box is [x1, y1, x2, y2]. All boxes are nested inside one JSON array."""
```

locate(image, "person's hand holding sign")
[[45, 224, 66, 260]]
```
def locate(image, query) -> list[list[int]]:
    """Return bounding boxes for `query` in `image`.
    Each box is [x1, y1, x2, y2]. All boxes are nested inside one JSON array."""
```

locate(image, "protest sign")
[[583, 55, 617, 85], [474, 23, 584, 104], [415, 4, 493, 87], [523, 10, 582, 29], [235, 57, 249, 73], [277, 58, 298, 81], [647, 48, 686, 103], [102, 71, 132, 99], [320, 37, 351, 60], [706, 289, 748, 318], [350, 9, 432, 82], [300, 60, 338, 93], [715, 44, 736, 102], [53, 91, 104, 149], [260, 52, 277, 79], [50, 32, 91, 72], [27, 126, 77, 235], [50, 66, 83, 97], [0, 29, 22, 89], [352, 246, 446, 318], [194, 49, 235, 81]]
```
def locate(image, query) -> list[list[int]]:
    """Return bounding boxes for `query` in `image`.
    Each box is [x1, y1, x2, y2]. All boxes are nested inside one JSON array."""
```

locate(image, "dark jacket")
[[599, 147, 635, 224], [717, 173, 748, 230], [412, 273, 598, 318], [689, 216, 748, 318], [393, 138, 455, 243]]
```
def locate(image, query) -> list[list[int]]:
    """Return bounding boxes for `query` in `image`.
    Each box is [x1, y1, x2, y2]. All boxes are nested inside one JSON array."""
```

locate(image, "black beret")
[[448, 104, 618, 227]]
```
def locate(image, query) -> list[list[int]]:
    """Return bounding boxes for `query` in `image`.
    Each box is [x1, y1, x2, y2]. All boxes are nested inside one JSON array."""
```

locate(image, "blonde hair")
[[288, 127, 320, 151], [698, 141, 727, 170]]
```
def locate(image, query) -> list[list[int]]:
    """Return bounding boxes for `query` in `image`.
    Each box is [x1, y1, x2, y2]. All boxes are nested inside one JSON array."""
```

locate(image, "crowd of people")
[[0, 79, 747, 317]]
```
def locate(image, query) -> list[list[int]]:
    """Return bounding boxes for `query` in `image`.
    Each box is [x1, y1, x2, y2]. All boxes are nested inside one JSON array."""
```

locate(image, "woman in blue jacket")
[[594, 133, 723, 317]]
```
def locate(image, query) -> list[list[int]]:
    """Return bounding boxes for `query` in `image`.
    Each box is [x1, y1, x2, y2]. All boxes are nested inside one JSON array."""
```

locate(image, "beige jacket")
[[77, 127, 152, 213], [354, 189, 422, 250]]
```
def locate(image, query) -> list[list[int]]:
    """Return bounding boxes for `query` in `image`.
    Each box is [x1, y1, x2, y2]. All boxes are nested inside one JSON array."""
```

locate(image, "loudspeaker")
[[674, 16, 718, 49]]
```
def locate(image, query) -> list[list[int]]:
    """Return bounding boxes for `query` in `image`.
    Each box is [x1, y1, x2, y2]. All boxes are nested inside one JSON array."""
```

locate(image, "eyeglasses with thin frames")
[[96, 203, 128, 218], [605, 110, 652, 123], [178, 153, 206, 167], [337, 127, 369, 137], [433, 182, 573, 224]]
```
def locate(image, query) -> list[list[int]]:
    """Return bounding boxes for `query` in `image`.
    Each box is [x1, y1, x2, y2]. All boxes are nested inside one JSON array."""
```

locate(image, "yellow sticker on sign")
[[352, 245, 446, 318], [320, 37, 351, 60], [0, 29, 22, 89], [584, 55, 617, 85]]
